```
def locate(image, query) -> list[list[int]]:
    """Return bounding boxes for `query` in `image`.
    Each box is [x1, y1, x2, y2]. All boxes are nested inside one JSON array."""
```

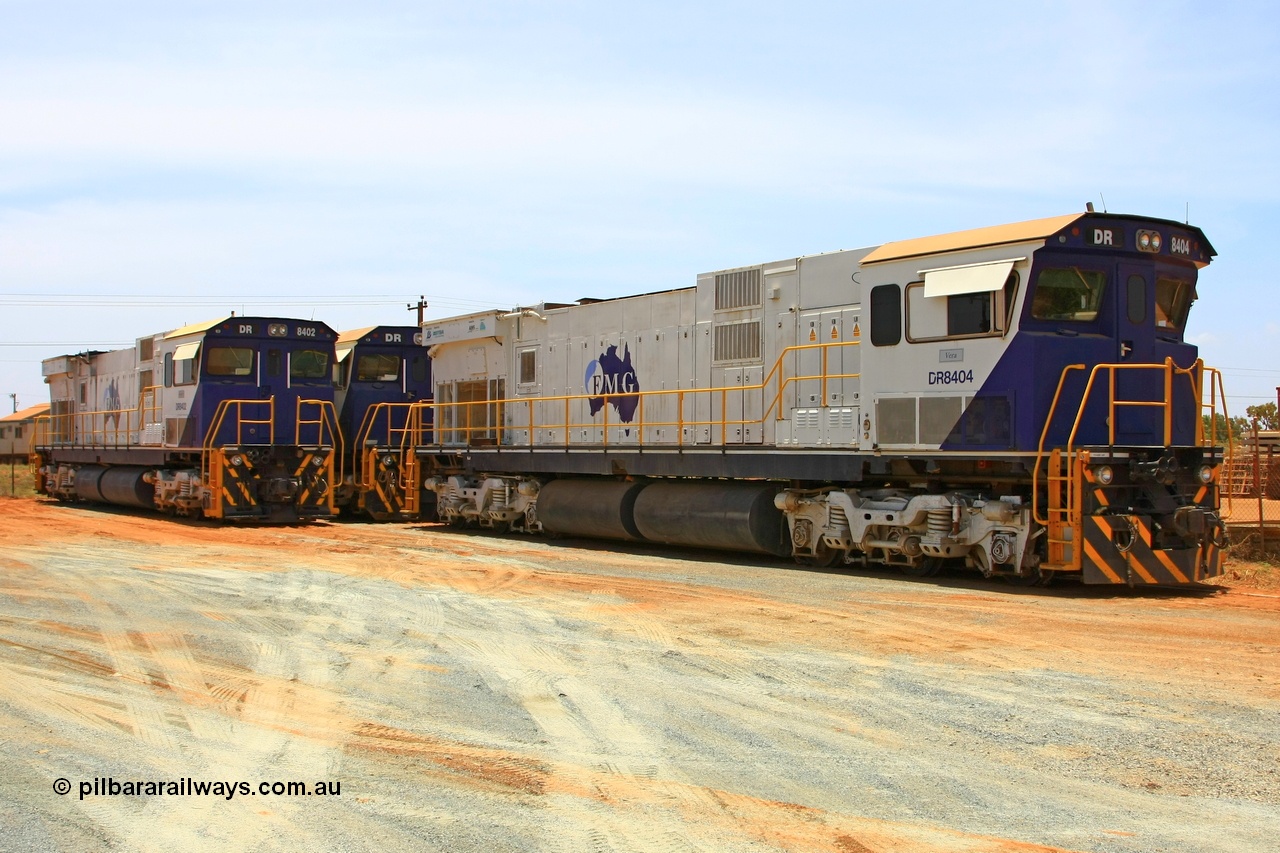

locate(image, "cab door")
[[259, 345, 289, 443], [1117, 263, 1155, 363], [1114, 263, 1159, 443]]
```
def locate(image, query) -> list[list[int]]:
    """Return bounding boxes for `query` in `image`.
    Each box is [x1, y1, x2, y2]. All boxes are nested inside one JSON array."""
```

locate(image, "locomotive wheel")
[[1003, 568, 1055, 587], [796, 540, 841, 568], [901, 557, 944, 578]]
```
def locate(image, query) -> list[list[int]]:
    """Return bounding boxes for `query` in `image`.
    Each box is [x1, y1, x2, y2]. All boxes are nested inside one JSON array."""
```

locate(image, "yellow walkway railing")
[[402, 339, 863, 449], [1032, 358, 1229, 570]]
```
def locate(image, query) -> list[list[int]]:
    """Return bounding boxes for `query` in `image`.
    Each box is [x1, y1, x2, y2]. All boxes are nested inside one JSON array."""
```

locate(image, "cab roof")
[[859, 212, 1215, 267], [859, 214, 1082, 265]]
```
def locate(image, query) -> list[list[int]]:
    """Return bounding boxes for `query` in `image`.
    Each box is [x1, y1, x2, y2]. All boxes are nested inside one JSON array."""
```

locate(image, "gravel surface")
[[1, 498, 1277, 852]]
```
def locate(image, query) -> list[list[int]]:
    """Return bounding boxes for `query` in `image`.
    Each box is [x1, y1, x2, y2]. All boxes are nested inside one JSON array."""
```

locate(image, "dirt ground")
[[1, 498, 1277, 853]]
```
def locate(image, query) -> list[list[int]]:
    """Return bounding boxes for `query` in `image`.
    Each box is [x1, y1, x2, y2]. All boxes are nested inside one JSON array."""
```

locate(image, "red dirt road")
[[1, 497, 1277, 852]]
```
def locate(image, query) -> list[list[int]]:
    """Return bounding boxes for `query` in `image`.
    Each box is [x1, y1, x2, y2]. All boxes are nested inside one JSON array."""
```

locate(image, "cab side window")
[[870, 284, 901, 346], [947, 293, 991, 336]]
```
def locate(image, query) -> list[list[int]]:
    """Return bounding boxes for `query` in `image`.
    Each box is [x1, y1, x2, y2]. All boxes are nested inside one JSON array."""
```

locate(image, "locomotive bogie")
[[776, 487, 1037, 577], [147, 468, 205, 516], [426, 475, 541, 532]]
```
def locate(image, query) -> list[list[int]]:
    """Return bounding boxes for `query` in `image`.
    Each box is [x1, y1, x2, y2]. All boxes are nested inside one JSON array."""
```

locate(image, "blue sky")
[[2, 2, 1278, 415]]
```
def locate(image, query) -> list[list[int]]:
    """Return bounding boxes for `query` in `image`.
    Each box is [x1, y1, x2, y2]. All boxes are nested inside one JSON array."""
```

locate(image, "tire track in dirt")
[[425, 592, 723, 852], [26, 541, 299, 850]]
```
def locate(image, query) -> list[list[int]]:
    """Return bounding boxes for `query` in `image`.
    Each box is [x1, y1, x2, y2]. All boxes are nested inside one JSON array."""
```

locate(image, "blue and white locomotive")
[[36, 317, 341, 523], [416, 211, 1228, 585], [332, 325, 433, 519]]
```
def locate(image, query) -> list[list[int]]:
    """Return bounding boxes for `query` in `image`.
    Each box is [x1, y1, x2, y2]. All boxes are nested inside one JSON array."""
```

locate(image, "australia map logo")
[[584, 344, 640, 423], [103, 379, 122, 429]]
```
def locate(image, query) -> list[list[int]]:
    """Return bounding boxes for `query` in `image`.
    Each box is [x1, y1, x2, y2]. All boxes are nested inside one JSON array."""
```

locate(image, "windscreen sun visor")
[[171, 342, 201, 361], [921, 258, 1023, 298]]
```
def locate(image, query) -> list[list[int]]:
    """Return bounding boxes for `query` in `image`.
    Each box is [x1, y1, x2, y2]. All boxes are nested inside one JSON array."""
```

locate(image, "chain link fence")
[[1222, 421, 1280, 553]]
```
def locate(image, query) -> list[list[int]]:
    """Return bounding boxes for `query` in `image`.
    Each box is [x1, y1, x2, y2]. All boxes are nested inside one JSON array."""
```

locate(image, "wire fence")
[[0, 457, 35, 497], [1222, 420, 1280, 552]]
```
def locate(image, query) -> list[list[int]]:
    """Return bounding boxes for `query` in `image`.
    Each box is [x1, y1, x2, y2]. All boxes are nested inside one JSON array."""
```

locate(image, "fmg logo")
[[584, 344, 640, 423]]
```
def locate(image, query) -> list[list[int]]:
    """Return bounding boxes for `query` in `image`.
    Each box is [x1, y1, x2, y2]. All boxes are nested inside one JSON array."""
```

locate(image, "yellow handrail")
[[296, 398, 344, 484], [31, 413, 51, 449], [1200, 366, 1233, 517], [1032, 358, 1229, 527], [419, 339, 862, 449], [352, 402, 428, 489], [201, 397, 274, 489], [203, 397, 275, 452]]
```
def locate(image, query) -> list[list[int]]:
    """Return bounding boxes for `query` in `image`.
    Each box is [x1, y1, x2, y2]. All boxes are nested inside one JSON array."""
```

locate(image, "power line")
[[0, 293, 511, 309]]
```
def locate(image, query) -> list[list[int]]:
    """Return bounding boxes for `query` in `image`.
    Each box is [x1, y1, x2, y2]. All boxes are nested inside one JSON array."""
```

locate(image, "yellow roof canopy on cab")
[[859, 214, 1082, 265], [163, 317, 229, 340]]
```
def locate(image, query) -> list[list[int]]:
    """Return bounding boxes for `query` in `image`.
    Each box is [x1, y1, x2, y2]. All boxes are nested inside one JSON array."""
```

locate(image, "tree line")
[[1203, 402, 1279, 442]]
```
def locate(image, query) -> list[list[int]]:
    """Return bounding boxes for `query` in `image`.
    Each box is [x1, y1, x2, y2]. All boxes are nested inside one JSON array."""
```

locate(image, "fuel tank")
[[537, 479, 647, 541], [74, 465, 156, 509], [631, 481, 787, 556]]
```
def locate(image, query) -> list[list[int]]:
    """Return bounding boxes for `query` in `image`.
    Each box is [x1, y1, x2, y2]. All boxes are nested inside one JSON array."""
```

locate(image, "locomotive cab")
[[332, 326, 433, 519], [37, 317, 340, 523], [1011, 216, 1223, 583]]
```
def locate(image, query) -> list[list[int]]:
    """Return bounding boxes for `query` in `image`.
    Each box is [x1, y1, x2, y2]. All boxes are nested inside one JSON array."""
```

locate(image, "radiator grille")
[[713, 321, 761, 363], [714, 269, 762, 310]]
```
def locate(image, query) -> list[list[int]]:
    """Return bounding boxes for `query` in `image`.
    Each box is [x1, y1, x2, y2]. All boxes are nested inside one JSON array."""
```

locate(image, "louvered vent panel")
[[713, 321, 761, 363], [796, 409, 821, 429], [714, 269, 762, 310]]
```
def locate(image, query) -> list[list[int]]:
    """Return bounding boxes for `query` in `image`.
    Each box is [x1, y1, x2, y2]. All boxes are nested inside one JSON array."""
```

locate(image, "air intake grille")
[[713, 321, 761, 362], [714, 269, 762, 310]]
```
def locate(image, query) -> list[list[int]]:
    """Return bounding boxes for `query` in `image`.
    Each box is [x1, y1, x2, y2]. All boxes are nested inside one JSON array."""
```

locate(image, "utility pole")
[[7, 393, 15, 496], [407, 296, 428, 326]]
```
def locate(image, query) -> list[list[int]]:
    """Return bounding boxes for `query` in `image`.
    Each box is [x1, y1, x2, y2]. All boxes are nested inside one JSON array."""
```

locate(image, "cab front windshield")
[[1030, 267, 1106, 322], [206, 346, 254, 377], [355, 353, 401, 382], [290, 349, 330, 380]]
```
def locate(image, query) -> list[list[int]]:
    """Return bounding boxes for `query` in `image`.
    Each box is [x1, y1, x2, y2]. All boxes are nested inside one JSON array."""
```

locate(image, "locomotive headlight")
[[230, 455, 244, 467], [1150, 232, 1162, 251], [1138, 232, 1151, 250], [268, 323, 288, 337], [1093, 465, 1114, 485], [1197, 464, 1214, 484], [1136, 229, 1162, 253]]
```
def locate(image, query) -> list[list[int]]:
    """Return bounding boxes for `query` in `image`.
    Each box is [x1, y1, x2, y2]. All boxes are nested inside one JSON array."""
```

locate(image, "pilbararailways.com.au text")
[[56, 777, 342, 801]]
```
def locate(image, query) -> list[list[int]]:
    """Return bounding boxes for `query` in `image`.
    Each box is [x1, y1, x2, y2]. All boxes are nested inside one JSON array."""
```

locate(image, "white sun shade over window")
[[921, 258, 1022, 298], [172, 342, 200, 361]]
